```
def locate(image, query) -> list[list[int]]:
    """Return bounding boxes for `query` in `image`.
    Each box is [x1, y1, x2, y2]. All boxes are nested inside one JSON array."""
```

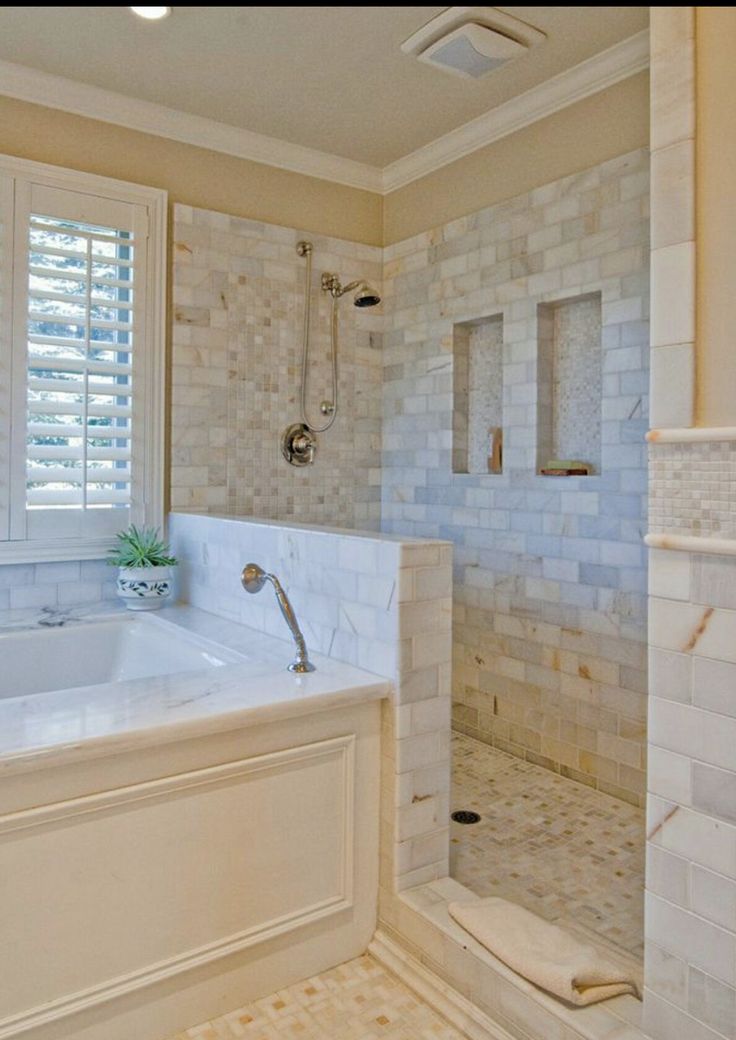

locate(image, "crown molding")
[[0, 30, 649, 197], [381, 30, 650, 193], [0, 58, 384, 193]]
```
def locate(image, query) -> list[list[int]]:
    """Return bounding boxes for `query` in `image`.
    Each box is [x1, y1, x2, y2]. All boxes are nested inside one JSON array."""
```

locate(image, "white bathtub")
[[0, 613, 244, 699], [0, 605, 388, 1040]]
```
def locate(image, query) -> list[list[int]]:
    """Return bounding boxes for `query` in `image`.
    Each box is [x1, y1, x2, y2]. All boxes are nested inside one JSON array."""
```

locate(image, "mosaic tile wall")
[[452, 316, 504, 475], [649, 440, 736, 538], [171, 207, 383, 528], [381, 148, 650, 806]]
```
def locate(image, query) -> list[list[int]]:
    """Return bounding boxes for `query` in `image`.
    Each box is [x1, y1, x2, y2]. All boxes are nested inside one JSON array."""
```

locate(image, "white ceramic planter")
[[116, 565, 174, 611]]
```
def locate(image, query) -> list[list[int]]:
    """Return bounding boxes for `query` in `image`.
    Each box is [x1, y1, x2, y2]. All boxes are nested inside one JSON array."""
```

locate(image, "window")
[[0, 157, 166, 561]]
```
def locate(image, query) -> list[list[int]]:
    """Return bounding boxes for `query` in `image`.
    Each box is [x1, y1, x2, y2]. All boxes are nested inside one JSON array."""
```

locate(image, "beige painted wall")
[[383, 72, 650, 245], [695, 7, 736, 426], [0, 76, 650, 251], [0, 95, 383, 245]]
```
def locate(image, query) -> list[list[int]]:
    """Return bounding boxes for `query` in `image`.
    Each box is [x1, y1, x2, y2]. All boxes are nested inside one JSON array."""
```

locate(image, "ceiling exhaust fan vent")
[[402, 7, 546, 81]]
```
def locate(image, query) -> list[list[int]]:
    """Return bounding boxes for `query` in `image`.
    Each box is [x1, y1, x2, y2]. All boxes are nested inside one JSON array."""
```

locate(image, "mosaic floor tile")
[[169, 954, 464, 1040], [451, 732, 644, 959]]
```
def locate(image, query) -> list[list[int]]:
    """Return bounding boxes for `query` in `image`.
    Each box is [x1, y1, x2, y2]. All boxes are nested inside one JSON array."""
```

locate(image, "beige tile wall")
[[171, 207, 383, 528], [381, 149, 650, 806]]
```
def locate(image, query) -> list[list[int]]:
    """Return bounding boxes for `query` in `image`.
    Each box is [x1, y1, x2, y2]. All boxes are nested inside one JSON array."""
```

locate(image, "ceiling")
[[0, 6, 648, 168]]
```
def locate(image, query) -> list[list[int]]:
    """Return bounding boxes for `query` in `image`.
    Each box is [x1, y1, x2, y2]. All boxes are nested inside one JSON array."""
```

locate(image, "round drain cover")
[[451, 810, 481, 824]]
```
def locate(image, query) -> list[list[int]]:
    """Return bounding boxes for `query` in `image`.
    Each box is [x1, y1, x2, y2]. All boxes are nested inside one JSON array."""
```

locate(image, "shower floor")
[[450, 732, 645, 960]]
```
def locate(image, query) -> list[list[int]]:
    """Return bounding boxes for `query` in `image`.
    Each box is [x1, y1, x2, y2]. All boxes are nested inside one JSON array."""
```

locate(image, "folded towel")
[[449, 897, 642, 1007]]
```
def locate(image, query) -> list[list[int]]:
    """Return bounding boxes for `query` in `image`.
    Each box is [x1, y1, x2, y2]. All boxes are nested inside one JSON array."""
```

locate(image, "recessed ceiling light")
[[130, 7, 171, 20]]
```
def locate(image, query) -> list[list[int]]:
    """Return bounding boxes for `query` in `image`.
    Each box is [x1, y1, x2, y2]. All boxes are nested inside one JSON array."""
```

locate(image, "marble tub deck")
[[0, 603, 390, 776], [450, 732, 645, 959]]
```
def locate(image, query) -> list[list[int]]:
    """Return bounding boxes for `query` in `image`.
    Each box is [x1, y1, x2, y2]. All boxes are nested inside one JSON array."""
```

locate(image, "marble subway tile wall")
[[646, 545, 736, 1040], [649, 6, 696, 428], [644, 12, 736, 1035], [171, 206, 383, 529], [381, 148, 650, 806], [0, 560, 115, 612]]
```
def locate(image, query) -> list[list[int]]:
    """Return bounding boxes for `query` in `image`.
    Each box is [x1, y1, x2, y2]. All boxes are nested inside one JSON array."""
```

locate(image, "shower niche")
[[452, 314, 504, 475], [536, 292, 602, 476]]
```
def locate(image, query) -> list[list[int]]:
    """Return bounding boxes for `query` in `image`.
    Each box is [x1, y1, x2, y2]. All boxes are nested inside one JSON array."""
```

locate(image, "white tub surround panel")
[[648, 6, 696, 428], [0, 604, 384, 1040], [171, 207, 383, 528], [382, 148, 650, 805]]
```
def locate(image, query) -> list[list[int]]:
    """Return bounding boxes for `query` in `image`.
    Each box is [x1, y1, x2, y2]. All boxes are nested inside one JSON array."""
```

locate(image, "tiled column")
[[649, 7, 696, 428], [645, 9, 736, 1038], [382, 541, 453, 899], [645, 542, 736, 1040]]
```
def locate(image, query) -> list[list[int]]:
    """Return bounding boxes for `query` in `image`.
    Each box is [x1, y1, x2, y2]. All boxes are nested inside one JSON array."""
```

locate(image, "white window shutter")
[[0, 173, 13, 541], [10, 182, 149, 542], [0, 155, 165, 563]]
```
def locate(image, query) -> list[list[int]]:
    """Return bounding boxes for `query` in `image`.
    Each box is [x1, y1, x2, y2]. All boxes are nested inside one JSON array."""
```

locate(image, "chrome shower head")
[[321, 273, 381, 307], [353, 283, 381, 308]]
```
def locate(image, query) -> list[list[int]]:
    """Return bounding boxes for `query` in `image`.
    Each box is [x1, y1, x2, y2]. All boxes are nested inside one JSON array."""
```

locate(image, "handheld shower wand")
[[241, 563, 315, 673], [281, 241, 381, 466]]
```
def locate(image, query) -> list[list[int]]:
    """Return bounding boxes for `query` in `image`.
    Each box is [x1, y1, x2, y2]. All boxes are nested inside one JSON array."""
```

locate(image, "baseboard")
[[369, 930, 516, 1040]]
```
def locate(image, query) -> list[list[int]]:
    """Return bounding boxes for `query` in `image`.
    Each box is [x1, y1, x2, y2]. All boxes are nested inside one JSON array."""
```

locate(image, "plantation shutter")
[[10, 181, 149, 542], [0, 174, 13, 540]]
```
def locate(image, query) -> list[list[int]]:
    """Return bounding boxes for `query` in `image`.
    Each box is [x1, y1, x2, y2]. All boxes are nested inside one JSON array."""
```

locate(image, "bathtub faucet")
[[241, 563, 315, 673]]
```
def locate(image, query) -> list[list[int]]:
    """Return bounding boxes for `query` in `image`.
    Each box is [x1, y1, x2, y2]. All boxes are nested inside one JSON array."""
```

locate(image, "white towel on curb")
[[449, 897, 642, 1007]]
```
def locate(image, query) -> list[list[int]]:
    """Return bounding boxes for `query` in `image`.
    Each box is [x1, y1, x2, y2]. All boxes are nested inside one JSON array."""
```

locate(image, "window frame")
[[0, 153, 167, 563]]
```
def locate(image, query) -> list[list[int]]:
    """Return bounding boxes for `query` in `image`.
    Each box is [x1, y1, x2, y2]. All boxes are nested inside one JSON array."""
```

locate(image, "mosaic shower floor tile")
[[451, 732, 644, 959], [168, 954, 464, 1040]]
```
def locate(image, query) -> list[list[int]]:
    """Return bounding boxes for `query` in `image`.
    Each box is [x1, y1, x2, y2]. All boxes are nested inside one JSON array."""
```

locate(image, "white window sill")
[[0, 537, 121, 564]]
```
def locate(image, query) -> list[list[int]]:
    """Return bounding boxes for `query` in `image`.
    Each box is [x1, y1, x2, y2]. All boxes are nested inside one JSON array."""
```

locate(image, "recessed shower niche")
[[536, 292, 602, 476], [452, 314, 504, 475]]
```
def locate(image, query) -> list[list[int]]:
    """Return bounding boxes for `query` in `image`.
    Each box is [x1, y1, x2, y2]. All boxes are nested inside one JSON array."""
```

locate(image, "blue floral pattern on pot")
[[116, 566, 173, 611]]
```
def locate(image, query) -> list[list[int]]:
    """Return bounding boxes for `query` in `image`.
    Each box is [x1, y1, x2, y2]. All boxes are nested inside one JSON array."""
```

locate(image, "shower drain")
[[451, 810, 481, 825]]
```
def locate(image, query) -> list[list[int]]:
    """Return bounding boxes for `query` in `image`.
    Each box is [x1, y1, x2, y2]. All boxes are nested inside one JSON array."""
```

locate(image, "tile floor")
[[168, 954, 463, 1040], [451, 732, 645, 959]]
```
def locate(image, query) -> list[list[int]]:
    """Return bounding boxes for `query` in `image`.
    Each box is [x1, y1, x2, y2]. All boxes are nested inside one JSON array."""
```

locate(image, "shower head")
[[353, 283, 381, 308], [322, 273, 381, 307]]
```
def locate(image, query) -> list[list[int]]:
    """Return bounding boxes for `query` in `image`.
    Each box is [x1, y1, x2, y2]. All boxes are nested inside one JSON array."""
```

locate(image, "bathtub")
[[0, 604, 388, 1040], [0, 612, 245, 699]]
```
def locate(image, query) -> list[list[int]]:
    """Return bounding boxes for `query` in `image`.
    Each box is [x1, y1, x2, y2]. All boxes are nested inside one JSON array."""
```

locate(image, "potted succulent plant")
[[108, 525, 178, 611]]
